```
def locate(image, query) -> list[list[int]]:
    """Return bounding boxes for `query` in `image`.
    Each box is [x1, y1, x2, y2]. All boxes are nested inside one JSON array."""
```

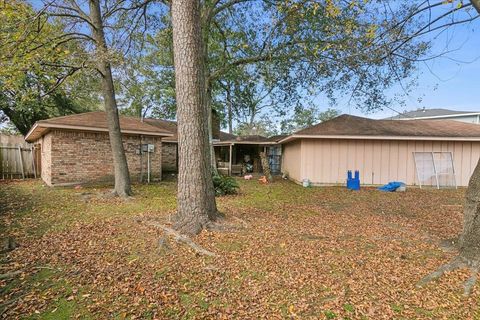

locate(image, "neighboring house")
[[25, 112, 172, 186], [280, 114, 480, 187], [386, 108, 480, 124]]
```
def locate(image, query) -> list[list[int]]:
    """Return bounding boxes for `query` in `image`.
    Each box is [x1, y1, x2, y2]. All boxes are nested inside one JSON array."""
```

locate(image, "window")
[[413, 152, 456, 189]]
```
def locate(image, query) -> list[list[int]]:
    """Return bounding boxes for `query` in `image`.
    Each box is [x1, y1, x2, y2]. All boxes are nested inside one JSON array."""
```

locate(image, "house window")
[[413, 152, 456, 189]]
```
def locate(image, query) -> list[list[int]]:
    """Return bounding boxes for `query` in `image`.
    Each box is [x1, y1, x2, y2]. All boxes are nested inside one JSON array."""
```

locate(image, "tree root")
[[0, 270, 22, 280], [463, 270, 478, 296], [144, 221, 216, 257], [205, 218, 244, 233], [417, 256, 480, 296]]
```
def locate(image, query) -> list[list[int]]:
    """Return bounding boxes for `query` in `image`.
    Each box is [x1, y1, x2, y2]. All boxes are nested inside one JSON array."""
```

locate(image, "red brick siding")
[[37, 129, 162, 185], [40, 133, 52, 185], [162, 142, 177, 172]]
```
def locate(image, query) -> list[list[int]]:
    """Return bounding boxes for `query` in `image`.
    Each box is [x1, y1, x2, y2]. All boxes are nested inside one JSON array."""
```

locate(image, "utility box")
[[141, 144, 155, 153]]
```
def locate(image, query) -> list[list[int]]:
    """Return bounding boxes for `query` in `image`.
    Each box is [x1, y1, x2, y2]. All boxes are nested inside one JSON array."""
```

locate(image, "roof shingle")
[[292, 114, 480, 138], [144, 118, 237, 142], [386, 108, 480, 119], [25, 111, 172, 142]]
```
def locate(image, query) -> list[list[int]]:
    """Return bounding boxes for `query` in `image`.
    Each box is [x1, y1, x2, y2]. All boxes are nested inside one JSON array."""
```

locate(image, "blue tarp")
[[378, 181, 405, 192]]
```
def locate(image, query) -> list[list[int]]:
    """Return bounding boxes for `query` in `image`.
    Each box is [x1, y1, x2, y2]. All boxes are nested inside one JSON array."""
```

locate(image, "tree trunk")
[[89, 0, 131, 197], [201, 14, 218, 175], [459, 158, 480, 262], [205, 87, 218, 175], [459, 0, 480, 265], [471, 0, 480, 14], [171, 0, 218, 235], [227, 86, 233, 134]]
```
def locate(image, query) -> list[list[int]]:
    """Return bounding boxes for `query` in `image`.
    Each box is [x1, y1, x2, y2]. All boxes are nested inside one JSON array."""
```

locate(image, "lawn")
[[0, 178, 477, 319]]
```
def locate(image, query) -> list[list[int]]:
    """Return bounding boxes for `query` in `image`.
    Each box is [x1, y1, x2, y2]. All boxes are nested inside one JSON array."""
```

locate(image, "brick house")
[[145, 117, 237, 173], [25, 112, 172, 186]]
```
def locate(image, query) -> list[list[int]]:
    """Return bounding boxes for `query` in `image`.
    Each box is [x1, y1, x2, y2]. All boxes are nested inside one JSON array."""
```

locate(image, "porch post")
[[229, 144, 233, 176]]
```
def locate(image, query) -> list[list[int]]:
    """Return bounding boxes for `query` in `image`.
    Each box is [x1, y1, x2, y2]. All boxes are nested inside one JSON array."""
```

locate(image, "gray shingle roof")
[[386, 108, 480, 119]]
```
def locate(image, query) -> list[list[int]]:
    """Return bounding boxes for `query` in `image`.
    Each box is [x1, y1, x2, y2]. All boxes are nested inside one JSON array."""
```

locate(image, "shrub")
[[212, 174, 239, 196]]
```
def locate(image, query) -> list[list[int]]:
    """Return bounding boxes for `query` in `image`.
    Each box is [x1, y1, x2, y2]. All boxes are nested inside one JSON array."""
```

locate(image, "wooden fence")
[[0, 135, 40, 180]]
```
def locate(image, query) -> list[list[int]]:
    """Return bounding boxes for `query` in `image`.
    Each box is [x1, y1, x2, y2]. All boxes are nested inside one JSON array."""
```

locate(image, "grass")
[[0, 178, 472, 319]]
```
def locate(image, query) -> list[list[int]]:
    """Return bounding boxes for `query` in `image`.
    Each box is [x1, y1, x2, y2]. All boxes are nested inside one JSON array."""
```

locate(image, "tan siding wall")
[[282, 140, 302, 182], [283, 138, 480, 187]]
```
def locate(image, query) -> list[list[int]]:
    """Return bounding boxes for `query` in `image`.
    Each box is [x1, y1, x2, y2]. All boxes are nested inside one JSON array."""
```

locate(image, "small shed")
[[25, 112, 172, 186], [280, 115, 480, 187]]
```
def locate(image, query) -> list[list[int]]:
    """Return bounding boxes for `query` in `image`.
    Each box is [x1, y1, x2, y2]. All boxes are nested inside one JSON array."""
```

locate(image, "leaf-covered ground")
[[0, 178, 477, 319]]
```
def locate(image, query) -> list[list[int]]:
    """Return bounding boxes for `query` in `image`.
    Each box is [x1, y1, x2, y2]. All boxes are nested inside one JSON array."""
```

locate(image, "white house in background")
[[386, 108, 480, 124]]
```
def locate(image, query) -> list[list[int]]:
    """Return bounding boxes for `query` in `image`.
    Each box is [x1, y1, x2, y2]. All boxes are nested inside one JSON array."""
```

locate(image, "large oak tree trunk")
[[458, 4, 480, 261], [459, 159, 480, 263], [171, 0, 218, 235], [89, 0, 132, 197], [419, 158, 480, 295]]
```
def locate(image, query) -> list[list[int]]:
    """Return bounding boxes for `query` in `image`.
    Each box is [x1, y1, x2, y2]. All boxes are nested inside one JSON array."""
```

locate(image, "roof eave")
[[280, 134, 480, 143], [213, 140, 278, 145], [25, 122, 173, 142], [24, 123, 39, 142], [394, 112, 480, 120]]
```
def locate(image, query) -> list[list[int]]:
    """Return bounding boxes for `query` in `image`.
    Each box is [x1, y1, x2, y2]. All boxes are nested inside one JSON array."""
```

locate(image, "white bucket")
[[302, 179, 310, 187]]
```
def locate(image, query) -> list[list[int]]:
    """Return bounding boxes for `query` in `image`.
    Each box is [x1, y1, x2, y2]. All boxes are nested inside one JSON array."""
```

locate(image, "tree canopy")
[[117, 0, 449, 133], [0, 1, 101, 135]]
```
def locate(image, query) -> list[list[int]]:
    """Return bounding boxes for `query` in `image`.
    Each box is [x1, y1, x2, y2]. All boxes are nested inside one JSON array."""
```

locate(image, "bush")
[[212, 174, 239, 196]]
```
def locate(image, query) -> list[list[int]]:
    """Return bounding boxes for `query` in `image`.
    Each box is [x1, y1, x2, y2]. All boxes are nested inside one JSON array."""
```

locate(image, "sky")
[[347, 11, 480, 120], [2, 1, 479, 132]]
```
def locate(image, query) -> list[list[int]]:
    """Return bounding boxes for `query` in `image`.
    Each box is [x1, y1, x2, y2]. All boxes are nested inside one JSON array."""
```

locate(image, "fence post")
[[18, 146, 25, 179], [31, 146, 37, 179]]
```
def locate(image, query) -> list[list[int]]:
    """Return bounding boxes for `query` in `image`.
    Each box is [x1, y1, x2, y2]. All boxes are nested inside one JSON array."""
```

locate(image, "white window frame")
[[413, 151, 457, 189]]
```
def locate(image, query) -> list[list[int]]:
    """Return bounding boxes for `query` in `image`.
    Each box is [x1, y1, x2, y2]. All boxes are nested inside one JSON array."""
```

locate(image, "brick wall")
[[162, 142, 177, 172], [40, 133, 52, 185], [37, 129, 162, 186]]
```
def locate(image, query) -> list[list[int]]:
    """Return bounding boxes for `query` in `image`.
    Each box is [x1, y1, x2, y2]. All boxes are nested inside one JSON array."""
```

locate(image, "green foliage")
[[281, 107, 340, 134], [212, 174, 239, 196], [343, 303, 355, 313], [324, 310, 337, 319], [0, 1, 100, 134], [128, 0, 429, 132], [118, 17, 176, 119], [234, 117, 279, 137], [0, 74, 95, 135], [318, 109, 341, 123]]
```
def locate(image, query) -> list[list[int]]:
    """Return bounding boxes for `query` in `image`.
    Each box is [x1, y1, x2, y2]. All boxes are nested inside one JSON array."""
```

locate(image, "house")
[[25, 111, 172, 186], [144, 118, 238, 173], [386, 108, 480, 124], [145, 118, 284, 175], [28, 111, 480, 188], [214, 135, 285, 176], [280, 115, 480, 187]]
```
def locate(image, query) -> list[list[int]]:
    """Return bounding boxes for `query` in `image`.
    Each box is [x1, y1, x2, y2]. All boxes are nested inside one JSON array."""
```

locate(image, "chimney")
[[212, 109, 220, 140]]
